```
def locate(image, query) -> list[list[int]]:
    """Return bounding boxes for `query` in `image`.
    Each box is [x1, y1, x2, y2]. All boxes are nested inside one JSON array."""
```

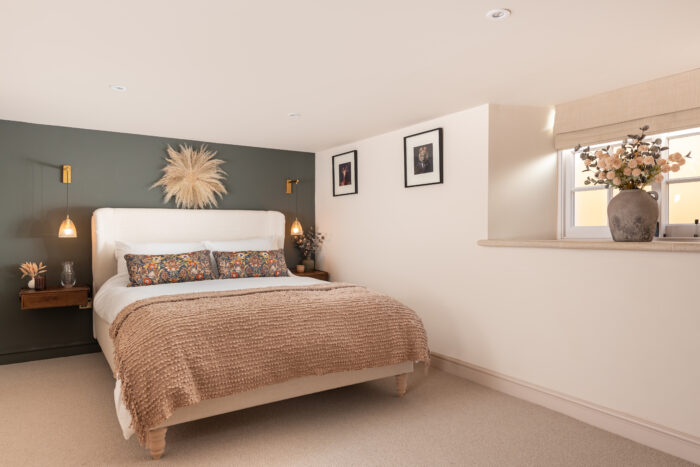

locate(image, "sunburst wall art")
[[152, 144, 228, 209]]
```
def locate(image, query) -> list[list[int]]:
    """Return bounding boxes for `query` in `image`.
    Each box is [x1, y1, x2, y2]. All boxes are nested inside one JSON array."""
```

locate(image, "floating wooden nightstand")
[[294, 270, 329, 281], [19, 286, 90, 310]]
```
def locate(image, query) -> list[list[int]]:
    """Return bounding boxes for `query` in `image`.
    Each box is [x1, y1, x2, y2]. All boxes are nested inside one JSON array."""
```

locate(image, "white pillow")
[[203, 237, 276, 253], [114, 241, 207, 276], [203, 238, 276, 277]]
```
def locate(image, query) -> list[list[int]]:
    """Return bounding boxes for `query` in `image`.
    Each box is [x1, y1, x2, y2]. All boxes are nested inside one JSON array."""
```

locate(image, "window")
[[666, 133, 700, 226], [560, 127, 700, 239]]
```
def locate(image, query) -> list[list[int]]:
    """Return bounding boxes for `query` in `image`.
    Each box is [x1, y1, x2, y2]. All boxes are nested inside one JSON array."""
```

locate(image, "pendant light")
[[286, 178, 303, 236], [290, 218, 303, 236], [58, 165, 77, 238]]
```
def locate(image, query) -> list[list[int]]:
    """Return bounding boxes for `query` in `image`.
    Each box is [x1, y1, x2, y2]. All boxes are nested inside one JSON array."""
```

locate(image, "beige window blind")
[[554, 68, 700, 149]]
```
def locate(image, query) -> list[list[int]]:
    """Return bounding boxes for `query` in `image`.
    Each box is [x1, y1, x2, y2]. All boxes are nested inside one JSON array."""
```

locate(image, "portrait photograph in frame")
[[404, 128, 443, 188], [332, 150, 358, 196]]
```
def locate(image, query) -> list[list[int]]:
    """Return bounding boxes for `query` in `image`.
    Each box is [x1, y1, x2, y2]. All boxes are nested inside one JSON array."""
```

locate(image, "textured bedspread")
[[109, 283, 430, 443]]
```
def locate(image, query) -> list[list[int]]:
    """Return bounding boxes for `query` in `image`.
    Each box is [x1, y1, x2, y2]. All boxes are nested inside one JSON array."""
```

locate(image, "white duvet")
[[94, 272, 322, 324], [94, 273, 323, 439]]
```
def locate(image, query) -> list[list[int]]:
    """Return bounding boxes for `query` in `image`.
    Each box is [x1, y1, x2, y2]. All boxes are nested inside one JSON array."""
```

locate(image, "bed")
[[91, 208, 426, 460]]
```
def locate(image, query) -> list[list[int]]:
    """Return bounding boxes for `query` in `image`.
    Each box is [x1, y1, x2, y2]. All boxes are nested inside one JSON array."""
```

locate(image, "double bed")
[[91, 208, 428, 459]]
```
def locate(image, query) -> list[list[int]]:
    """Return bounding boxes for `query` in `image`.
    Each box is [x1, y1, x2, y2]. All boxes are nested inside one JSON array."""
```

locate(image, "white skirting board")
[[431, 352, 700, 465]]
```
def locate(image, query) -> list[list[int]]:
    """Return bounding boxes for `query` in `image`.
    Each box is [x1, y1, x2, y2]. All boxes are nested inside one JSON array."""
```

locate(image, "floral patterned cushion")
[[213, 250, 289, 279], [125, 250, 214, 287]]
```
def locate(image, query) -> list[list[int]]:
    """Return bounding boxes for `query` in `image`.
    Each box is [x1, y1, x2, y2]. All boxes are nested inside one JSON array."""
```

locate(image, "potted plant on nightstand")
[[19, 261, 47, 289], [294, 226, 325, 272], [575, 125, 691, 241]]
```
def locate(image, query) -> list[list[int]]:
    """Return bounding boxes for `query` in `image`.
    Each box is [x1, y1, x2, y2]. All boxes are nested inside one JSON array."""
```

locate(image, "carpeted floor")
[[0, 353, 692, 466]]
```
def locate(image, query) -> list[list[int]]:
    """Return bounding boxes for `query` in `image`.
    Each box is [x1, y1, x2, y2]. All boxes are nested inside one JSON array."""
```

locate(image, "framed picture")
[[404, 128, 443, 188], [332, 150, 358, 196]]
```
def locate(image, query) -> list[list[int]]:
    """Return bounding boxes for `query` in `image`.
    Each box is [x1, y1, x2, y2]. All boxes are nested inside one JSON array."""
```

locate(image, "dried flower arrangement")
[[294, 226, 325, 259], [576, 125, 691, 190], [19, 261, 47, 279], [152, 144, 228, 209]]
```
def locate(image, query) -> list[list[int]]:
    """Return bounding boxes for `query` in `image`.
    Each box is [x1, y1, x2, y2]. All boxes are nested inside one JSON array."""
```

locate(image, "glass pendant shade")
[[58, 215, 77, 238], [290, 218, 303, 236]]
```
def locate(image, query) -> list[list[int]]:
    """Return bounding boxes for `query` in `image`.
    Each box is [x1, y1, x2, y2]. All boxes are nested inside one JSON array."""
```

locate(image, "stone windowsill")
[[477, 238, 700, 253]]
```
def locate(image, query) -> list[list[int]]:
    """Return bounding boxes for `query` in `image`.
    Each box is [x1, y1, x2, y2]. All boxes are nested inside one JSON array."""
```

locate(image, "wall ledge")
[[477, 238, 700, 253]]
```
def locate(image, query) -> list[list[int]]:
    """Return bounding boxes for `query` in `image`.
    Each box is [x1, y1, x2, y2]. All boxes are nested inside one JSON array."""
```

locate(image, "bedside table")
[[19, 285, 90, 310], [294, 270, 329, 281]]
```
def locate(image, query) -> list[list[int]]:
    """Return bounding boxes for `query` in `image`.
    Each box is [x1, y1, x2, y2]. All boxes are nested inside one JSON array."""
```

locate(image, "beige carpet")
[[0, 353, 692, 467]]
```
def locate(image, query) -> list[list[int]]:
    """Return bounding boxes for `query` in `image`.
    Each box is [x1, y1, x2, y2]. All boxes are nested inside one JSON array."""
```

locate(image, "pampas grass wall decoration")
[[152, 144, 228, 209]]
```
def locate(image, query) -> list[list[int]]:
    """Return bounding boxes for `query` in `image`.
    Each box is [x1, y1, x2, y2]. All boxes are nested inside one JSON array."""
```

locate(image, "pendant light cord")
[[66, 182, 70, 217]]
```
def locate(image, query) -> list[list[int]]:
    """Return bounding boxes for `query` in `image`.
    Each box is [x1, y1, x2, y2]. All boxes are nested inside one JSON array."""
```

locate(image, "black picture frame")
[[332, 150, 358, 196], [403, 128, 443, 188]]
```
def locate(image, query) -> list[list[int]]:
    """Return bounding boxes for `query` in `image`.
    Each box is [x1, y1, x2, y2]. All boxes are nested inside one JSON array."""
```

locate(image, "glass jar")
[[60, 261, 76, 288]]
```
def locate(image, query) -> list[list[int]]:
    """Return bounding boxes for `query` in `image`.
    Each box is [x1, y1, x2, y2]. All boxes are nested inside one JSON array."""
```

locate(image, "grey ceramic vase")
[[302, 257, 315, 272], [607, 189, 659, 242]]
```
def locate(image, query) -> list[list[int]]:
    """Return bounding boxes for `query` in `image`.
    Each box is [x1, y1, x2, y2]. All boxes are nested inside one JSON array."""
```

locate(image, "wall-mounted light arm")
[[62, 165, 72, 184], [286, 178, 300, 194], [58, 165, 77, 238], [286, 178, 303, 235]]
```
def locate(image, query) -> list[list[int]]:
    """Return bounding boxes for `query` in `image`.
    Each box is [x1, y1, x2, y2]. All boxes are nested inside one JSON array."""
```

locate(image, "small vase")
[[34, 275, 46, 291], [302, 257, 315, 272], [27, 278, 35, 289], [60, 261, 76, 288], [607, 189, 659, 242]]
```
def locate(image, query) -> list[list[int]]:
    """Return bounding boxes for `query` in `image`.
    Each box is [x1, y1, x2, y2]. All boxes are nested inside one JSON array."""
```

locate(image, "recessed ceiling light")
[[110, 84, 127, 92], [287, 112, 301, 118], [486, 8, 511, 20]]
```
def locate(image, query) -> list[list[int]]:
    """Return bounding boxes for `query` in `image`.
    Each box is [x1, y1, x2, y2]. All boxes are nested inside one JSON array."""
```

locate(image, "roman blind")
[[554, 68, 700, 149]]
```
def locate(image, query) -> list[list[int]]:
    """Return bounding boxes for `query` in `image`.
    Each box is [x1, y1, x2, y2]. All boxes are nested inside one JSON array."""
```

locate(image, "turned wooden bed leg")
[[395, 373, 408, 397], [146, 427, 167, 460]]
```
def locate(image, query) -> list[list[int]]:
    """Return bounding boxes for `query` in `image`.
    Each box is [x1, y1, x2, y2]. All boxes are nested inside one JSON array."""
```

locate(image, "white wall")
[[315, 104, 700, 439], [488, 104, 558, 239]]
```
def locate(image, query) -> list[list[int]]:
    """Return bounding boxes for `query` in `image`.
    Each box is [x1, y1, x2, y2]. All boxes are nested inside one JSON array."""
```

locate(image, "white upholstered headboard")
[[91, 208, 286, 292]]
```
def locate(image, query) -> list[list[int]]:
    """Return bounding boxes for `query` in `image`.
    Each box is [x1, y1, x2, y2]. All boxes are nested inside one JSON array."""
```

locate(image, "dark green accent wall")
[[0, 120, 314, 365]]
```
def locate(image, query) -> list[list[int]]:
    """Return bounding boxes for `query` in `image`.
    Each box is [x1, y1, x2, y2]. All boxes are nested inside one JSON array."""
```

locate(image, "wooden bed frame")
[[91, 208, 414, 459]]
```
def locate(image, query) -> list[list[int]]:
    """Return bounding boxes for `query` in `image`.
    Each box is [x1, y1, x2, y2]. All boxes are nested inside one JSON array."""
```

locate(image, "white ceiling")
[[1, 0, 699, 152]]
